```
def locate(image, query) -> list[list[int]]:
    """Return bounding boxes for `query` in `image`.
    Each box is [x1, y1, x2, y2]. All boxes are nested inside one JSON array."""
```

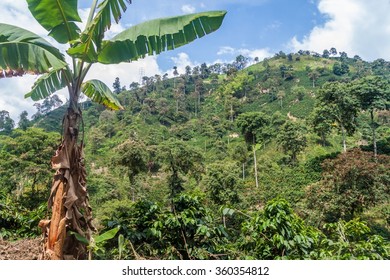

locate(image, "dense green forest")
[[1, 49, 389, 259]]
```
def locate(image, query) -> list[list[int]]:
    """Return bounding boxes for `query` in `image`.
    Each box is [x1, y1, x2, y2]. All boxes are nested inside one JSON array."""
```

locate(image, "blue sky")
[[94, 0, 327, 70], [2, 0, 390, 120]]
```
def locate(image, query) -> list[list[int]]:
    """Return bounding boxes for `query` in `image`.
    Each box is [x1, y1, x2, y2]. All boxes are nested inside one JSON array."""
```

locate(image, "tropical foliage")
[[0, 0, 226, 259], [1, 45, 390, 259]]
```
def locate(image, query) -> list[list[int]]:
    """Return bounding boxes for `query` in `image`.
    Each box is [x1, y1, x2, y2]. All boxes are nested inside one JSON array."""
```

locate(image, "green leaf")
[[70, 231, 89, 245], [67, 0, 131, 62], [0, 23, 67, 74], [222, 208, 235, 216], [24, 67, 71, 101], [27, 0, 81, 44], [97, 10, 227, 64], [217, 225, 229, 237], [94, 227, 120, 244], [48, 23, 81, 44], [82, 79, 123, 110]]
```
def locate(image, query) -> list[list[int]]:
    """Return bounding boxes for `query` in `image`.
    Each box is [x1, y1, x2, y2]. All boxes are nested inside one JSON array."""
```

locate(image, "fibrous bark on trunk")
[[39, 108, 95, 260]]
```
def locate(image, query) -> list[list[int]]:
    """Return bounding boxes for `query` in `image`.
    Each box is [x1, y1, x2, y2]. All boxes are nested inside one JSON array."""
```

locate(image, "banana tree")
[[0, 0, 226, 259]]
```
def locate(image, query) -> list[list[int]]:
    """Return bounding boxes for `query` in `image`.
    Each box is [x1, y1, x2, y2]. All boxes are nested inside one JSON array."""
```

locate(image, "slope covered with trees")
[[0, 49, 389, 259]]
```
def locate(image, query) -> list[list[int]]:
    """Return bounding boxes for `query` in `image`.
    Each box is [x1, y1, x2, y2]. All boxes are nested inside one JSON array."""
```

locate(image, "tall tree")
[[158, 139, 203, 209], [0, 110, 15, 134], [277, 90, 285, 109], [339, 51, 348, 60], [230, 142, 249, 180], [217, 72, 253, 121], [330, 47, 337, 56], [276, 121, 307, 164], [236, 112, 270, 188], [308, 69, 320, 88], [316, 82, 359, 152], [112, 77, 122, 94], [174, 76, 186, 114], [112, 139, 148, 201], [194, 77, 206, 117], [18, 110, 31, 131], [40, 94, 63, 114], [350, 76, 390, 157], [233, 54, 249, 70], [309, 105, 333, 146], [199, 62, 210, 79], [280, 64, 294, 80], [0, 0, 226, 259], [322, 49, 330, 58]]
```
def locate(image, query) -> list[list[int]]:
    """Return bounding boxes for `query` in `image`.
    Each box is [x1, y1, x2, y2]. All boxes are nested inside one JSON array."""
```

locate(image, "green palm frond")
[[68, 0, 131, 62], [82, 79, 123, 110], [97, 10, 227, 64], [27, 0, 82, 44], [0, 23, 66, 74], [25, 67, 71, 101]]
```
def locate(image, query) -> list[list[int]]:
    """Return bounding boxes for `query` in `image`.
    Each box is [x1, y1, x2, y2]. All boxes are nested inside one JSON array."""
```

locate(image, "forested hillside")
[[1, 49, 389, 259]]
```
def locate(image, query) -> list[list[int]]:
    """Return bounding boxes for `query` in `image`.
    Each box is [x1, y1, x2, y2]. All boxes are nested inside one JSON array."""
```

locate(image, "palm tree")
[[0, 0, 226, 260], [308, 69, 320, 88]]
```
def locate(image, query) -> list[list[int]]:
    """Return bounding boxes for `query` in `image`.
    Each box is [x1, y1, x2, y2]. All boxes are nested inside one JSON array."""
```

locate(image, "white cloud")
[[0, 76, 39, 121], [76, 8, 90, 32], [217, 46, 236, 56], [0, 56, 162, 121], [0, 2, 158, 121], [169, 48, 273, 75], [1, 1, 46, 36], [86, 56, 162, 88], [290, 0, 390, 61], [181, 4, 196, 14], [169, 52, 197, 76], [238, 48, 273, 61], [105, 22, 126, 39], [217, 46, 272, 62]]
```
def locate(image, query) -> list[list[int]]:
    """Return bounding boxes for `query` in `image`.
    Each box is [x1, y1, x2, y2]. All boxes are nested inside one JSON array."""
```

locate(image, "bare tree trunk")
[[40, 107, 95, 260], [230, 103, 234, 122], [321, 132, 326, 147], [129, 172, 135, 202], [197, 90, 201, 117], [373, 127, 377, 158], [253, 145, 259, 188], [371, 110, 377, 158], [341, 125, 347, 153], [194, 93, 198, 118]]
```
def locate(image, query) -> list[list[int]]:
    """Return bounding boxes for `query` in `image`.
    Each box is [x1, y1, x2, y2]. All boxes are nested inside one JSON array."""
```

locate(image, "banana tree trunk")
[[39, 106, 95, 260]]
